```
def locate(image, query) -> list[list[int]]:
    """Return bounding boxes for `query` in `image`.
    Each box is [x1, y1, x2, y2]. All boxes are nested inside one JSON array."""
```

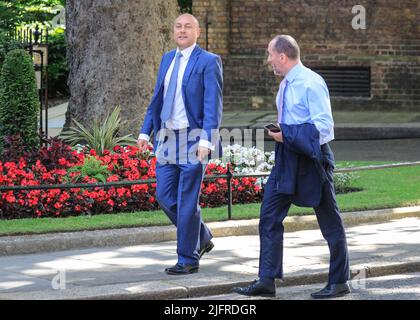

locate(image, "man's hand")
[[268, 130, 283, 143], [137, 139, 149, 152], [197, 146, 210, 162]]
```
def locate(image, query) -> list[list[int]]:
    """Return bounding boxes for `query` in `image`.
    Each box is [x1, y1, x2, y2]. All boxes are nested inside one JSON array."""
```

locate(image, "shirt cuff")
[[138, 133, 150, 142], [199, 139, 215, 151]]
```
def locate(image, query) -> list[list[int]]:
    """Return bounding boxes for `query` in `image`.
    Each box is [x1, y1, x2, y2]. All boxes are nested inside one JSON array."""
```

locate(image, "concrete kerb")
[[0, 281, 190, 300], [0, 206, 419, 257]]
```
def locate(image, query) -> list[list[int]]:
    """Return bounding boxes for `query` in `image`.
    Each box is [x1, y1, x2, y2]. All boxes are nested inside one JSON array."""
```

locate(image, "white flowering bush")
[[220, 144, 275, 173], [215, 144, 274, 187], [333, 172, 356, 194]]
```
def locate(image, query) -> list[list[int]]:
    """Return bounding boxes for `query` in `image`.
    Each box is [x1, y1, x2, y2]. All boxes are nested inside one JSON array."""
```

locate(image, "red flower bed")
[[0, 140, 262, 219], [201, 162, 262, 208]]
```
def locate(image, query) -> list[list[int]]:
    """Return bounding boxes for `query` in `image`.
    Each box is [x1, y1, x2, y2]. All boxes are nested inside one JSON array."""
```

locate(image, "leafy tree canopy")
[[0, 0, 65, 32]]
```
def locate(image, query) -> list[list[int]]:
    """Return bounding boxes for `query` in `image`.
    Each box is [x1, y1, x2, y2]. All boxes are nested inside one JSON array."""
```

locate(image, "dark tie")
[[161, 52, 183, 123]]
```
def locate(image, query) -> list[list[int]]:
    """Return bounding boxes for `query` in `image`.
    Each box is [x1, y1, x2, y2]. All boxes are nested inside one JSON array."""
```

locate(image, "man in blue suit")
[[137, 14, 223, 275], [233, 35, 350, 298]]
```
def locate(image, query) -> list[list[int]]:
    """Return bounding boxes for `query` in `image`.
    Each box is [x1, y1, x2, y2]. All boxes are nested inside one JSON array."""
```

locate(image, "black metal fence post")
[[27, 25, 49, 145], [227, 163, 233, 220], [39, 51, 44, 139], [45, 28, 49, 140]]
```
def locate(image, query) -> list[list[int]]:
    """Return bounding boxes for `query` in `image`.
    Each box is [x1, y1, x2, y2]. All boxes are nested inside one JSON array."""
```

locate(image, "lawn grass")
[[1, 161, 419, 236]]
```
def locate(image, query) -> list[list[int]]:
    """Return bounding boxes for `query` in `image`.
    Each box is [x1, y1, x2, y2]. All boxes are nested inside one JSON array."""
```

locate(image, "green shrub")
[[0, 32, 23, 70], [0, 29, 69, 99], [67, 156, 110, 183], [47, 28, 69, 97], [334, 172, 358, 194], [0, 48, 40, 151]]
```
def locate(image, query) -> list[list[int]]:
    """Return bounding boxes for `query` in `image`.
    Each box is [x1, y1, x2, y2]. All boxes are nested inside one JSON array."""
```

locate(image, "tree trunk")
[[65, 0, 179, 136]]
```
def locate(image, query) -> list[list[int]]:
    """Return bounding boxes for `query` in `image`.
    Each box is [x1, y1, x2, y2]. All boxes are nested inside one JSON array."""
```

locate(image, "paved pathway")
[[0, 217, 419, 299]]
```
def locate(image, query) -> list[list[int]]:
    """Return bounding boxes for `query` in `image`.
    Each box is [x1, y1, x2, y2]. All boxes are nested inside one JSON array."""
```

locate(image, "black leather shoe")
[[310, 282, 351, 299], [165, 263, 199, 275], [199, 241, 214, 259], [232, 280, 276, 297]]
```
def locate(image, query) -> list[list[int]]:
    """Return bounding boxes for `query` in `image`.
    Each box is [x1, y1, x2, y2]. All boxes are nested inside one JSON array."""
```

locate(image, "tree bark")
[[65, 0, 179, 136]]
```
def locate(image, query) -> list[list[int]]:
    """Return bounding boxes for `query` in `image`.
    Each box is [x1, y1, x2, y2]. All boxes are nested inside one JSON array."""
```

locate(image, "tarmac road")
[[331, 138, 420, 162], [263, 138, 420, 162]]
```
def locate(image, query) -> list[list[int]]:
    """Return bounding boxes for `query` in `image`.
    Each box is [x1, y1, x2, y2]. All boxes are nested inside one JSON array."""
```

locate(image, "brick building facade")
[[193, 0, 420, 111]]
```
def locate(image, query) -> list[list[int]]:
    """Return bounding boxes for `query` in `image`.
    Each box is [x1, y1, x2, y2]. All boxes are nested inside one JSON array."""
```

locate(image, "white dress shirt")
[[138, 43, 213, 150]]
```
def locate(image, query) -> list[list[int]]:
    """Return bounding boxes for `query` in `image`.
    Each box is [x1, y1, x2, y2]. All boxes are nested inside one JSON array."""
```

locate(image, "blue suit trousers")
[[258, 144, 350, 284], [155, 129, 213, 266]]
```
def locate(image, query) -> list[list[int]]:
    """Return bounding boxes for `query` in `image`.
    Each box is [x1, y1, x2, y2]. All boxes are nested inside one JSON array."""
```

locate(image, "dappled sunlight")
[[36, 259, 103, 271], [0, 281, 35, 290], [87, 256, 177, 268], [66, 251, 120, 261], [209, 260, 259, 274], [117, 243, 177, 253], [390, 206, 420, 214]]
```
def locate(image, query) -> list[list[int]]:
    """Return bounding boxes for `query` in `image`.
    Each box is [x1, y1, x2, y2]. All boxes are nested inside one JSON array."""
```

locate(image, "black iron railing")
[[1, 161, 420, 220]]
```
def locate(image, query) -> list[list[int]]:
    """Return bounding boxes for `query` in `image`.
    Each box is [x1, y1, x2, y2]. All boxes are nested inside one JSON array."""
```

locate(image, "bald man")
[[137, 14, 223, 275], [233, 35, 350, 298]]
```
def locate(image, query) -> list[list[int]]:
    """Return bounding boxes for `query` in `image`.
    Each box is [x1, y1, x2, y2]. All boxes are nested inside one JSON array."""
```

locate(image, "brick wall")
[[193, 0, 420, 111]]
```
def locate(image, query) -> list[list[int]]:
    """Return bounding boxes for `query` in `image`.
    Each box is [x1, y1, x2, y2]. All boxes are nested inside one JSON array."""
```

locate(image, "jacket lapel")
[[181, 45, 202, 112], [157, 50, 176, 91], [182, 45, 202, 87]]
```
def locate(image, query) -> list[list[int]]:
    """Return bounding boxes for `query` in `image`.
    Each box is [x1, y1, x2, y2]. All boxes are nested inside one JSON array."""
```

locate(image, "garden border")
[[1, 161, 420, 220]]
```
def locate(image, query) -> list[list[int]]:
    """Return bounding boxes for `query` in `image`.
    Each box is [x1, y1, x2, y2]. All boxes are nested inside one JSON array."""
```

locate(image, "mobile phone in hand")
[[264, 123, 281, 133]]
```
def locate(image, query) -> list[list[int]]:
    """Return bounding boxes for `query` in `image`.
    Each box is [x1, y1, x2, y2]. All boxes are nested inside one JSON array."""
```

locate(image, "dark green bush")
[[47, 28, 69, 98], [0, 30, 70, 99], [0, 49, 40, 151], [0, 32, 23, 69], [0, 0, 69, 99]]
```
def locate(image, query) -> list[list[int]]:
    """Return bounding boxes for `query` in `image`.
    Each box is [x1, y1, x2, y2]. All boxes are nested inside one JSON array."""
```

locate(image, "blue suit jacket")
[[139, 45, 223, 157], [274, 123, 334, 207]]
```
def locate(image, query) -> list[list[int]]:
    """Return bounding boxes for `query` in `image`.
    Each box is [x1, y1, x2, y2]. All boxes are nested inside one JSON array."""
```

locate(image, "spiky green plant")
[[60, 106, 137, 156]]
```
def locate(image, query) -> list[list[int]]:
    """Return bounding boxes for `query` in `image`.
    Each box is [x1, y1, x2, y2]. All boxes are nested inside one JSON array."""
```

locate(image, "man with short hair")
[[233, 35, 350, 298], [137, 14, 223, 275]]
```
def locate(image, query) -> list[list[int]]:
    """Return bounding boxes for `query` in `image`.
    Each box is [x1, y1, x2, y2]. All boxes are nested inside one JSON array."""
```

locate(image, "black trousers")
[[258, 144, 350, 284]]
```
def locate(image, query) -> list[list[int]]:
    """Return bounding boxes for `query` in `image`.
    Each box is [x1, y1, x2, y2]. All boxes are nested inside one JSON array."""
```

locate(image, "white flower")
[[221, 144, 272, 175]]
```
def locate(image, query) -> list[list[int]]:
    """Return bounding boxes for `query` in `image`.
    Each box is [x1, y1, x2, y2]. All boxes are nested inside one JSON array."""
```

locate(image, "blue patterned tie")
[[161, 52, 183, 123]]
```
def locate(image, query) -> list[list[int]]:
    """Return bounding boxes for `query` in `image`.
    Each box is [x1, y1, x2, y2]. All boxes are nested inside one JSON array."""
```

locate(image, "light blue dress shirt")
[[277, 63, 335, 145]]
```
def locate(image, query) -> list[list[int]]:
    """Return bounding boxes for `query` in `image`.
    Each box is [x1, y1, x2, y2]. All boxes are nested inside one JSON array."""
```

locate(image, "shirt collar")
[[176, 43, 197, 60], [285, 62, 304, 83]]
